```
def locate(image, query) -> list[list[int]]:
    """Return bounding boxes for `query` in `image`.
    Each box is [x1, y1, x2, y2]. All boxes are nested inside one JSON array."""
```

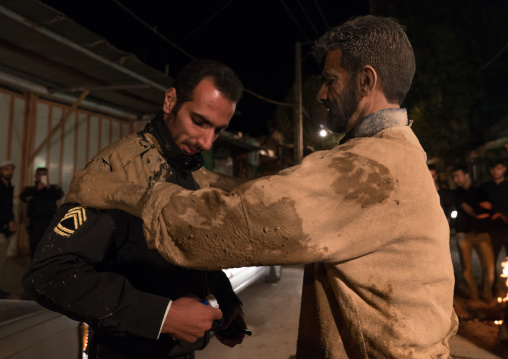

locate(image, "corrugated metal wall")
[[0, 88, 134, 255]]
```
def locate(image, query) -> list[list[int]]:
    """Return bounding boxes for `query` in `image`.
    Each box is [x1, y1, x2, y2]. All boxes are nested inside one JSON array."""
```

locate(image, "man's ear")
[[359, 65, 378, 97], [163, 88, 177, 114]]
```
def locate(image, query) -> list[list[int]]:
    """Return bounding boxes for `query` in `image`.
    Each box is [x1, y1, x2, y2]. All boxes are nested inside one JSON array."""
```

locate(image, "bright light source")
[[319, 129, 327, 137], [451, 210, 457, 219]]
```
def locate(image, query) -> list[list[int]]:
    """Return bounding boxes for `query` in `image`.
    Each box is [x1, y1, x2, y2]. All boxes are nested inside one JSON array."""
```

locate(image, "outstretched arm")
[[67, 149, 402, 270]]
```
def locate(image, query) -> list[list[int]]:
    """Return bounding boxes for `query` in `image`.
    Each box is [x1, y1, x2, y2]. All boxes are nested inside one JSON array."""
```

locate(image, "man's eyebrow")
[[321, 69, 336, 78], [193, 113, 228, 131]]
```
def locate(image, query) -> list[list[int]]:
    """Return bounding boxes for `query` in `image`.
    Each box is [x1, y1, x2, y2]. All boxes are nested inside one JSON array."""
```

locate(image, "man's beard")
[[325, 80, 361, 134], [165, 107, 202, 154]]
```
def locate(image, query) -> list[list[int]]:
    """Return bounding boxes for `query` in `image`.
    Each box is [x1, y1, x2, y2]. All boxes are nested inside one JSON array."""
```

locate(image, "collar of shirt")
[[145, 112, 204, 173], [340, 108, 410, 144]]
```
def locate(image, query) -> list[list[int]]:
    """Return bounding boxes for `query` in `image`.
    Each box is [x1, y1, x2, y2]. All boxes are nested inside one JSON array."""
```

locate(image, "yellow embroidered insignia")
[[54, 206, 87, 237]]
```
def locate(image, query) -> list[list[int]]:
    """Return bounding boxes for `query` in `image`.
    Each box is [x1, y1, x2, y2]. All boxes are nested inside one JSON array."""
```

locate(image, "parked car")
[[224, 265, 282, 294]]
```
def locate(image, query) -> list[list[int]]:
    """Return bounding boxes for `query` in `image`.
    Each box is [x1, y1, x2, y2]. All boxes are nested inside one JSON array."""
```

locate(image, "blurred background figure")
[[453, 165, 495, 302], [0, 160, 16, 298], [429, 164, 456, 225], [479, 159, 508, 296], [20, 167, 63, 257]]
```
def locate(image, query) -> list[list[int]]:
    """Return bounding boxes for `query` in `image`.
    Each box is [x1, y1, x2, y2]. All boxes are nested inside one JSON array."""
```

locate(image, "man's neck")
[[493, 177, 505, 185], [1, 177, 9, 187], [342, 108, 408, 143], [347, 101, 400, 133]]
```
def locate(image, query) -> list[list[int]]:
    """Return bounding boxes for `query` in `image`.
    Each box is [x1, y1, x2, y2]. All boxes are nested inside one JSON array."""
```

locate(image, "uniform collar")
[[144, 112, 204, 173], [339, 108, 410, 144]]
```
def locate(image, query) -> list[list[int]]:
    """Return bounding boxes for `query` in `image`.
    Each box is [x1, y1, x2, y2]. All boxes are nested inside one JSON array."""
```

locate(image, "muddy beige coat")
[[69, 125, 457, 358], [125, 125, 457, 358]]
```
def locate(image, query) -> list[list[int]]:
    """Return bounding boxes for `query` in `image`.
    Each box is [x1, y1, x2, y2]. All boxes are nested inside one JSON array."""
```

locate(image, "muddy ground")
[[454, 291, 508, 358]]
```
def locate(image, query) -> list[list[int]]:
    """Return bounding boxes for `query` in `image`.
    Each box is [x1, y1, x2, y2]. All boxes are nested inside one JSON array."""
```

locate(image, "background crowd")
[[0, 161, 62, 298]]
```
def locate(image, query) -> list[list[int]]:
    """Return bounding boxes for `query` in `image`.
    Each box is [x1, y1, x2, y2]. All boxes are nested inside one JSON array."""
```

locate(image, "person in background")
[[429, 164, 456, 224], [452, 165, 495, 302], [0, 160, 16, 298], [20, 167, 63, 256], [478, 159, 508, 296]]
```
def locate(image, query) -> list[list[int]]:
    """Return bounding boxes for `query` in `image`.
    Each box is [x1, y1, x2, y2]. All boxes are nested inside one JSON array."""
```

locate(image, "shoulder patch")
[[54, 206, 88, 237]]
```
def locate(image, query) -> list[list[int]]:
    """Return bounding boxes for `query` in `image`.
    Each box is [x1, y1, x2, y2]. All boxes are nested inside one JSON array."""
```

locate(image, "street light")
[[319, 129, 327, 137]]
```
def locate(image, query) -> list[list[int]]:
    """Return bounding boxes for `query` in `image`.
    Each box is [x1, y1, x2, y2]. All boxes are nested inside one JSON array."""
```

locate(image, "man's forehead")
[[322, 49, 346, 76], [323, 49, 344, 67], [192, 78, 233, 105]]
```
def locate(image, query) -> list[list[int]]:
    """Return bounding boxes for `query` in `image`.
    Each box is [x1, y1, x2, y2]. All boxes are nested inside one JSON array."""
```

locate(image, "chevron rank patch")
[[54, 206, 87, 237]]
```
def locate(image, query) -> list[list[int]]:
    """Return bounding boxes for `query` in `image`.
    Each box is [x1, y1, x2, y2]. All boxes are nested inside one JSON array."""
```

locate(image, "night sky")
[[40, 0, 370, 136]]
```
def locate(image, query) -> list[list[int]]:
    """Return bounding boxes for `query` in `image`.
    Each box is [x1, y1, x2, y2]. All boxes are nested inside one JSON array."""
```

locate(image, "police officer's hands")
[[492, 212, 508, 223], [479, 201, 493, 210], [215, 303, 246, 347], [66, 151, 146, 217], [161, 296, 223, 343]]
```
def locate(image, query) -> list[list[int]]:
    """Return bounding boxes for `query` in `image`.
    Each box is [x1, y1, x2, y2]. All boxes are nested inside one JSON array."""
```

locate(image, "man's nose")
[[198, 129, 215, 151], [317, 85, 327, 103]]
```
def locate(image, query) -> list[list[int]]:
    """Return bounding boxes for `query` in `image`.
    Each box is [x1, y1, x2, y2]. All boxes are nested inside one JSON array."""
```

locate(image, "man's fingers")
[[212, 307, 223, 321]]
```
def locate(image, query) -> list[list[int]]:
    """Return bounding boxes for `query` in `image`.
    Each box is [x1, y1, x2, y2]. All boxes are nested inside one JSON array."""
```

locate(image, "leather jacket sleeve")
[[22, 203, 170, 341]]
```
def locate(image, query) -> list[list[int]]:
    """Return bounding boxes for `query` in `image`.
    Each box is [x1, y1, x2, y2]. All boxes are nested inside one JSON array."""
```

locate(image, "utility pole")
[[294, 41, 303, 164]]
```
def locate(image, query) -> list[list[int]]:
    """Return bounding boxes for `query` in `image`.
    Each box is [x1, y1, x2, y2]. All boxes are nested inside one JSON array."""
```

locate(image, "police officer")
[[23, 60, 246, 359]]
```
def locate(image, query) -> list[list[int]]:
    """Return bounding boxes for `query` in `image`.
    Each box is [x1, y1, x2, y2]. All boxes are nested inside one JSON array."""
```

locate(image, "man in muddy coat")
[[66, 16, 458, 358], [23, 60, 246, 359]]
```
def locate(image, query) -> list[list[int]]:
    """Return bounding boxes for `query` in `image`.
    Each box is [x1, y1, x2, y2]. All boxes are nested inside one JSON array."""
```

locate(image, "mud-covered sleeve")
[[22, 203, 170, 341], [192, 167, 245, 192], [141, 148, 400, 270]]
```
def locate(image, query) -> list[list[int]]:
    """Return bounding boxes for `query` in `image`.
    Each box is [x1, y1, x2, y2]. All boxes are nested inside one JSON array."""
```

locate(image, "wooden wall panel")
[[0, 92, 10, 160], [100, 117, 110, 151], [49, 106, 63, 186], [111, 120, 120, 144], [88, 116, 99, 162], [0, 87, 135, 256], [76, 113, 88, 170], [61, 111, 76, 194], [11, 97, 25, 198], [33, 102, 49, 172]]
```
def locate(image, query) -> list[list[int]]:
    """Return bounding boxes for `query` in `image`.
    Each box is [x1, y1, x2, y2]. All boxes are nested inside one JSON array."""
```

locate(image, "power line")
[[296, 0, 319, 36], [111, 0, 196, 61], [244, 88, 296, 107], [279, 0, 311, 43], [179, 0, 237, 43], [313, 0, 329, 28], [112, 0, 296, 108]]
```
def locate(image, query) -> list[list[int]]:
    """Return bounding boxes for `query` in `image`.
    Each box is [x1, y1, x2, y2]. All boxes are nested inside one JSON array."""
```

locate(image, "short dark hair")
[[428, 164, 437, 172], [35, 167, 48, 174], [313, 15, 416, 105], [488, 158, 506, 169], [172, 59, 243, 112], [452, 165, 469, 175]]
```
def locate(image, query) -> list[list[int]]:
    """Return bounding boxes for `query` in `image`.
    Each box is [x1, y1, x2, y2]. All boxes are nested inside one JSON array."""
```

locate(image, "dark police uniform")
[[22, 114, 240, 358]]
